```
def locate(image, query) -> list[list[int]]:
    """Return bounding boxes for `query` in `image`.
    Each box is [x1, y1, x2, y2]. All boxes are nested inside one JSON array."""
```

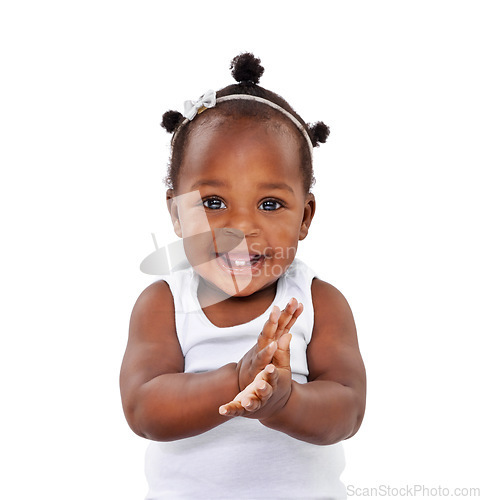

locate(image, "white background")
[[1, 1, 480, 498]]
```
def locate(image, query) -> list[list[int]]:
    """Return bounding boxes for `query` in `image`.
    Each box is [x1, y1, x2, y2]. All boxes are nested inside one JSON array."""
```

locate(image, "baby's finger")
[[247, 364, 278, 396], [277, 332, 292, 351], [241, 376, 274, 411], [255, 340, 277, 368], [276, 297, 298, 333], [261, 363, 279, 390], [258, 306, 282, 348], [275, 297, 304, 340], [219, 400, 245, 417], [283, 303, 303, 332], [254, 378, 274, 401], [241, 395, 262, 412], [274, 333, 292, 369]]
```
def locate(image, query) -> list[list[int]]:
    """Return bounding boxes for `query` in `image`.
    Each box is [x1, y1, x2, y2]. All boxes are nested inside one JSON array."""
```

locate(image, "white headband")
[[176, 89, 314, 159]]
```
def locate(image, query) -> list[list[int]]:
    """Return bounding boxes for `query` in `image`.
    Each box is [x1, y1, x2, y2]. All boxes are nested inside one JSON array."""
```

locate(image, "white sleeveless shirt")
[[144, 258, 346, 500]]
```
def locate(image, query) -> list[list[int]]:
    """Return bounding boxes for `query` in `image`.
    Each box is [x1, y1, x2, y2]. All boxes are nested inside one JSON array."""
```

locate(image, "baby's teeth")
[[234, 259, 247, 266]]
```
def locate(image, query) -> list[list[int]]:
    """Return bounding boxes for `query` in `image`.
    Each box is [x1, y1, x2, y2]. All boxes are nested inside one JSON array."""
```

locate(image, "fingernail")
[[219, 407, 227, 415]]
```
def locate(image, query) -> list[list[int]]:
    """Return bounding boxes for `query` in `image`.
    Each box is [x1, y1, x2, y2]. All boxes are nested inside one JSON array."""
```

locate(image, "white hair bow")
[[183, 89, 216, 120]]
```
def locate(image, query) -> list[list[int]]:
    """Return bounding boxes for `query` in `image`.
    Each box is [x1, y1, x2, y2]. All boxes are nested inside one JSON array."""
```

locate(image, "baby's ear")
[[166, 189, 183, 238], [298, 193, 316, 241]]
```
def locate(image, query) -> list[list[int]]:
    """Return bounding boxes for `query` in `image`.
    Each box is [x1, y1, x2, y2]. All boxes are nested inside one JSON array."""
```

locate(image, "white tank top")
[[144, 258, 346, 499]]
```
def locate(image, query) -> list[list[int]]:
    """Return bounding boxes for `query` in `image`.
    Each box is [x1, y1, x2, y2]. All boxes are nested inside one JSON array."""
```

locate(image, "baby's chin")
[[193, 256, 286, 302], [193, 259, 256, 298]]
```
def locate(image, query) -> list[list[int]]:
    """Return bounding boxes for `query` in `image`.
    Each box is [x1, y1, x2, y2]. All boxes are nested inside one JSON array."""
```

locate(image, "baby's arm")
[[259, 279, 367, 445], [120, 280, 239, 441], [120, 282, 300, 442]]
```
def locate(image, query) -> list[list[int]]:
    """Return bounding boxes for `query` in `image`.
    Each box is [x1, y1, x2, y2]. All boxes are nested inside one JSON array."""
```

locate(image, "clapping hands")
[[219, 298, 303, 420]]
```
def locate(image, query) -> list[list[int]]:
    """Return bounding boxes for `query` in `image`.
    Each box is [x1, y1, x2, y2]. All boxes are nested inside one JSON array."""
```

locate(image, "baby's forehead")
[[172, 100, 311, 195], [190, 109, 303, 146], [198, 102, 295, 126], [179, 118, 305, 193], [187, 113, 303, 157]]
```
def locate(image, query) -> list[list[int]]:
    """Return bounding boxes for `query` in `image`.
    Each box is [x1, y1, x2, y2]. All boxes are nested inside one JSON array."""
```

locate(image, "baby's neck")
[[197, 276, 278, 328]]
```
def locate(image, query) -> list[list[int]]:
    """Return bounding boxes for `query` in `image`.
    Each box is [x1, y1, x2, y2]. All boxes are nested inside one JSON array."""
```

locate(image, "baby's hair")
[[161, 53, 329, 194]]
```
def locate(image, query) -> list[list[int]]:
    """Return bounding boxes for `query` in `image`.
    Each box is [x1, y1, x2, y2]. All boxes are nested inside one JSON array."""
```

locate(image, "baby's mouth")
[[215, 252, 265, 271]]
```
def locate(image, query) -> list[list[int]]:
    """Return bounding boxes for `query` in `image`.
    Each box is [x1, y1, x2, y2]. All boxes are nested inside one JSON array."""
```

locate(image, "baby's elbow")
[[322, 386, 365, 444], [121, 394, 148, 439], [345, 390, 366, 440], [123, 397, 177, 442], [124, 392, 183, 441]]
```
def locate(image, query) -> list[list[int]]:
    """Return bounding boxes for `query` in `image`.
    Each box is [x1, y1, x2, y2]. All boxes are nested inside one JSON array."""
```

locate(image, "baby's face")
[[168, 117, 315, 298]]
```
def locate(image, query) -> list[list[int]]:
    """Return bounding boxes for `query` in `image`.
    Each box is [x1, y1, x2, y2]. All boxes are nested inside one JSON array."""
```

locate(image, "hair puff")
[[161, 110, 184, 133], [309, 121, 330, 145], [230, 52, 264, 84]]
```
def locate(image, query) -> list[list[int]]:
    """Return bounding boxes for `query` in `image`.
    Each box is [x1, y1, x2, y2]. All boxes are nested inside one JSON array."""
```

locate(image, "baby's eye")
[[203, 197, 226, 210], [260, 199, 283, 211]]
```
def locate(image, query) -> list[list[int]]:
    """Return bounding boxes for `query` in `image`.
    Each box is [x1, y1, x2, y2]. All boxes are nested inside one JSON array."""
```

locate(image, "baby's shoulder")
[[121, 278, 183, 406], [137, 278, 174, 307], [130, 279, 176, 334], [311, 276, 346, 300], [310, 277, 354, 326], [307, 277, 361, 384]]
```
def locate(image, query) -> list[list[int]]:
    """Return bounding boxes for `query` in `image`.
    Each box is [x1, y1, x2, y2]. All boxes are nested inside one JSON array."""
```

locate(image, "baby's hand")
[[236, 298, 303, 392], [219, 330, 293, 419], [219, 364, 276, 417]]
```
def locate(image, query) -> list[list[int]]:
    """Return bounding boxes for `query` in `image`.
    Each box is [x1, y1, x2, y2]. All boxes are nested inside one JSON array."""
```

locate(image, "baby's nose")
[[212, 227, 243, 254], [224, 210, 260, 237]]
